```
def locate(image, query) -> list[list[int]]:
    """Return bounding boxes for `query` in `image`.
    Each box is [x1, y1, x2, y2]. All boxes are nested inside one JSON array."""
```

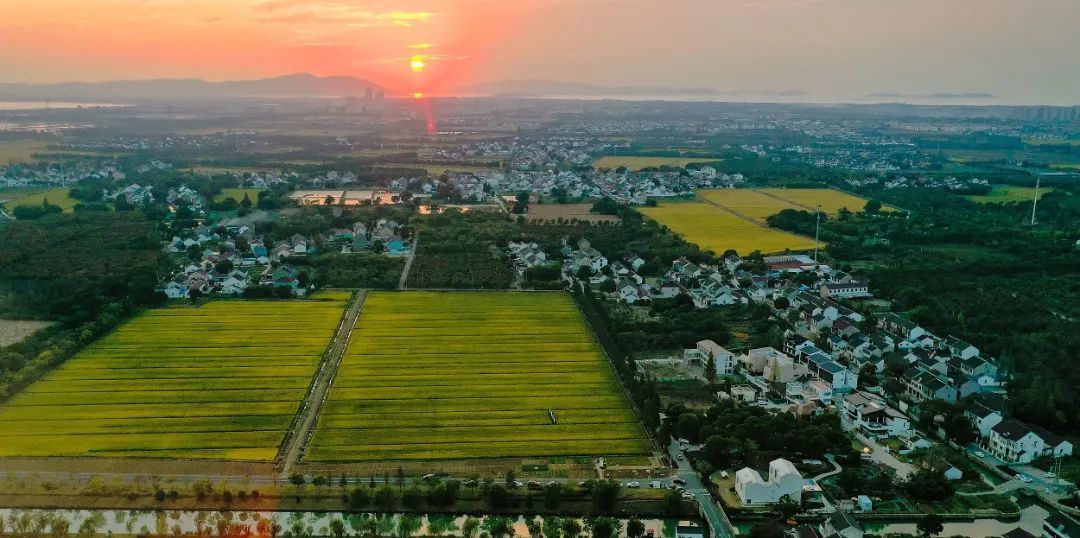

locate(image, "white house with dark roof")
[[965, 402, 1004, 438], [841, 391, 912, 438], [986, 418, 1073, 464]]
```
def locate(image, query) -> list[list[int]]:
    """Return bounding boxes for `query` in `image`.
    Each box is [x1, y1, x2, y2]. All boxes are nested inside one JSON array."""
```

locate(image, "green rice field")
[[0, 295, 350, 460], [306, 291, 651, 462]]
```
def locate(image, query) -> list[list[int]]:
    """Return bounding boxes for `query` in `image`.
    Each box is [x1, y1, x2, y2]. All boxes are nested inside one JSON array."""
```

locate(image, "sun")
[[410, 56, 426, 73]]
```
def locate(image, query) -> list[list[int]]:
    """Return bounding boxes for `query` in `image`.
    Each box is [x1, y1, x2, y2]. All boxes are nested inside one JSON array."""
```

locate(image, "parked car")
[[627, 481, 640, 488], [673, 478, 687, 486]]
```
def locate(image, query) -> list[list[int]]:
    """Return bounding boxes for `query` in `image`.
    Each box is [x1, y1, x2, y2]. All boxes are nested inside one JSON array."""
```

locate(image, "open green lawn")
[[965, 185, 1053, 204], [306, 291, 651, 462], [214, 188, 267, 203], [0, 187, 80, 212], [0, 296, 349, 460]]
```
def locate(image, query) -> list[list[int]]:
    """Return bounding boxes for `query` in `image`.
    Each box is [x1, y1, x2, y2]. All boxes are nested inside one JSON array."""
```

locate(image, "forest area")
[[786, 186, 1080, 434]]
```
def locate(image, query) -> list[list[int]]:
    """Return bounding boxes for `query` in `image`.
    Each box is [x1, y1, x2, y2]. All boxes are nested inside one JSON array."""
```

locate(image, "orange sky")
[[1, 0, 1079, 104]]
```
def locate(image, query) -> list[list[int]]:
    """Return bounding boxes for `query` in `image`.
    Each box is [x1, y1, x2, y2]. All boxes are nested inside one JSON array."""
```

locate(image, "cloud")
[[252, 1, 434, 27]]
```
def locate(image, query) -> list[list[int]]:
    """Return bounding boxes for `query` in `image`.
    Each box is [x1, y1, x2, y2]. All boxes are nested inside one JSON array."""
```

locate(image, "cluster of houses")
[[966, 402, 1073, 464], [104, 183, 155, 206], [576, 242, 1073, 469], [330, 218, 411, 255], [507, 241, 549, 275], [160, 225, 312, 298]]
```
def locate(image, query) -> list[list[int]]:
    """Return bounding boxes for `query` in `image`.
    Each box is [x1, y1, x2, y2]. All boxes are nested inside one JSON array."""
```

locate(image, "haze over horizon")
[[1, 0, 1079, 105]]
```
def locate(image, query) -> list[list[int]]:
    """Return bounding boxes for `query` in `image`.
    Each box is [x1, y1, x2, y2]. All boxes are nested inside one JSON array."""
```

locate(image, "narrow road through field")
[[277, 291, 367, 476], [694, 193, 769, 226], [398, 234, 419, 290]]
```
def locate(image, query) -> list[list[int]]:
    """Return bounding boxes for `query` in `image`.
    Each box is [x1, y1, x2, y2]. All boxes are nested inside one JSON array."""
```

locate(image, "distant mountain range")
[[456, 79, 730, 98], [0, 73, 390, 102], [866, 92, 996, 100]]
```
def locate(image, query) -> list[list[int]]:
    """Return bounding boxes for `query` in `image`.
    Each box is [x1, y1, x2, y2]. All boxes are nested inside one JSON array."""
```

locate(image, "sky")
[[1, 0, 1079, 105]]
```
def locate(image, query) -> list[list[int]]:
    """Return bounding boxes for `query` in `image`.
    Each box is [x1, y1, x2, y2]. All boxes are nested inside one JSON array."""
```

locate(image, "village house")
[[684, 340, 735, 376], [985, 418, 1073, 464], [841, 391, 912, 438]]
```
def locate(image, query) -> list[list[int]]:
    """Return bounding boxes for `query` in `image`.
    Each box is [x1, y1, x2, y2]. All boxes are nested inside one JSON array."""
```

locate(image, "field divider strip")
[[276, 290, 366, 475]]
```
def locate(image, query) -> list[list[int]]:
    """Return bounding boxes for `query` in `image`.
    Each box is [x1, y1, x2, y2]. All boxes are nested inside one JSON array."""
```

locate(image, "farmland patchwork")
[[307, 291, 651, 462], [0, 296, 349, 460]]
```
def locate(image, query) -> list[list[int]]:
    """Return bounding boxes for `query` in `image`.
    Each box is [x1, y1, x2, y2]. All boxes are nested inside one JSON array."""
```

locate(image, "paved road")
[[813, 454, 842, 481], [276, 291, 366, 475], [855, 432, 913, 479], [668, 440, 735, 538], [398, 234, 419, 289]]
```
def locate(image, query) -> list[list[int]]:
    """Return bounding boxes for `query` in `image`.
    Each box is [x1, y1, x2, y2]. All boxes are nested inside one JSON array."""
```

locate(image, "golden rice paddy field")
[[592, 156, 721, 170], [758, 188, 894, 214], [0, 296, 349, 460], [0, 140, 51, 163], [697, 189, 800, 220], [640, 202, 819, 255], [306, 291, 650, 462]]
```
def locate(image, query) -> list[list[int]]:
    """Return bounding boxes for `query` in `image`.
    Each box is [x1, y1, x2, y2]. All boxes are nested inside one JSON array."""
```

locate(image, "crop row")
[[332, 371, 611, 388], [0, 296, 350, 460], [314, 423, 645, 446], [307, 438, 653, 462], [317, 408, 637, 429]]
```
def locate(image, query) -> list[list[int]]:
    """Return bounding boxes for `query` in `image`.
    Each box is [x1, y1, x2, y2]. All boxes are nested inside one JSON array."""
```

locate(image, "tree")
[[240, 193, 253, 209], [401, 487, 424, 509], [505, 470, 516, 488], [396, 466, 406, 489], [349, 488, 370, 509], [591, 480, 620, 513], [917, 513, 944, 537], [626, 518, 645, 538], [461, 517, 481, 538], [289, 473, 306, 495], [560, 519, 582, 538], [704, 355, 717, 384], [589, 518, 618, 538], [329, 519, 347, 538], [512, 191, 530, 214], [543, 482, 563, 509], [374, 486, 397, 511], [858, 363, 879, 387], [748, 520, 784, 538], [774, 495, 800, 520], [312, 475, 327, 490], [864, 199, 882, 214], [487, 484, 509, 510]]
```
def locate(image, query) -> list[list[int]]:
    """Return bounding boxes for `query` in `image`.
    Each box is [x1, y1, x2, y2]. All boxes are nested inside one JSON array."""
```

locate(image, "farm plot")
[[697, 189, 800, 221], [0, 297, 349, 460], [593, 156, 719, 170], [0, 187, 80, 212], [640, 202, 818, 256], [759, 188, 893, 214], [526, 203, 619, 223], [306, 291, 651, 462], [0, 319, 52, 347]]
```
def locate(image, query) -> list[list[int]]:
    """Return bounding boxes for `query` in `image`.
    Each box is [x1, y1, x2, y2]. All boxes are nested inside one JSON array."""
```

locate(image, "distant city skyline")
[[1, 0, 1079, 105]]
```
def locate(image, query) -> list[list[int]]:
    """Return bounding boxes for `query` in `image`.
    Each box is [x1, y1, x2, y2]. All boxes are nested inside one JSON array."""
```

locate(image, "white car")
[[1019, 475, 1033, 483], [681, 492, 694, 499], [627, 481, 641, 488], [1045, 472, 1057, 479]]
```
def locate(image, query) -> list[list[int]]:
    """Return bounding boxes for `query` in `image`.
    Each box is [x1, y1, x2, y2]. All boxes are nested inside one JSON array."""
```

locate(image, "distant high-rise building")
[[365, 87, 373, 100]]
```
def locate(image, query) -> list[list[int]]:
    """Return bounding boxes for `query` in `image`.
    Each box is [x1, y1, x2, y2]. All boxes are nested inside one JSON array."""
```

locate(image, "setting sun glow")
[[410, 56, 426, 73]]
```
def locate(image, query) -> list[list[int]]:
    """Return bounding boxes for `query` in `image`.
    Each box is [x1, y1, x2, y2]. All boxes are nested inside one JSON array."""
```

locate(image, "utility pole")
[[813, 205, 822, 265], [1030, 177, 1040, 226]]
